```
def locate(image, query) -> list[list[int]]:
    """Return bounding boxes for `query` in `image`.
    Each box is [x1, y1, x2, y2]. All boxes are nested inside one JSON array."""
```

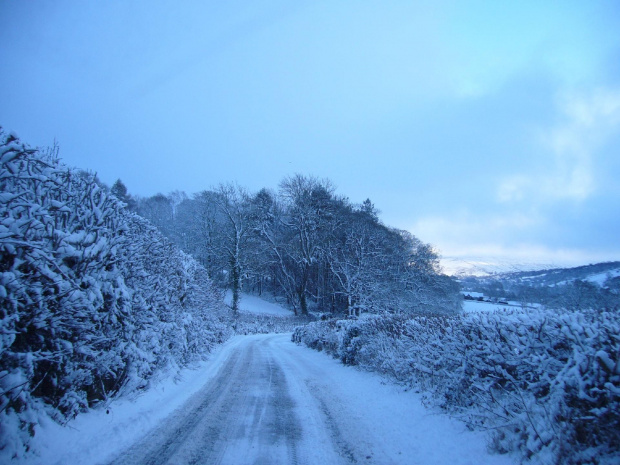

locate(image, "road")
[[107, 334, 513, 465]]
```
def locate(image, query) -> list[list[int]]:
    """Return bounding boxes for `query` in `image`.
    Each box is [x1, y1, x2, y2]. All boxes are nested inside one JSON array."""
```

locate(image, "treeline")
[[0, 131, 228, 458], [116, 176, 461, 316]]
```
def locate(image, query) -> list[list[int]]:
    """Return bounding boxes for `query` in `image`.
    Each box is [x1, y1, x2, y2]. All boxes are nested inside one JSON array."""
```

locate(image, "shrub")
[[293, 308, 620, 464], [0, 130, 228, 458]]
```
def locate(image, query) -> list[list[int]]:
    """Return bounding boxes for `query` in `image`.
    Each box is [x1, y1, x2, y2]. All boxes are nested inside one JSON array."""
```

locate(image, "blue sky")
[[1, 1, 619, 273]]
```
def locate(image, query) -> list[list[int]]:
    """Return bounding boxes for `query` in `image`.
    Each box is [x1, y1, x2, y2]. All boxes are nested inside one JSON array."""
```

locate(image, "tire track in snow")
[[106, 336, 307, 465], [108, 347, 249, 464], [106, 332, 516, 465]]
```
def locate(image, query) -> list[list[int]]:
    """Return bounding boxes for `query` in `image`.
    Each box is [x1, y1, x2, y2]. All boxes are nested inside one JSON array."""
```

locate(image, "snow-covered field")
[[462, 300, 545, 314], [17, 296, 515, 465], [462, 299, 513, 313], [224, 291, 292, 316]]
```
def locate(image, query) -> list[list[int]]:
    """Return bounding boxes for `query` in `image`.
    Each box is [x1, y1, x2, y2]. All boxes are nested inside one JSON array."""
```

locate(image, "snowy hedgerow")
[[293, 308, 620, 464], [234, 312, 312, 335], [0, 130, 227, 459]]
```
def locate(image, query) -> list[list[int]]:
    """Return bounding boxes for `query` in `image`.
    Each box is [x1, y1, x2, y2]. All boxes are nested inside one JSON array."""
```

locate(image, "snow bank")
[[276, 334, 514, 465], [293, 308, 620, 464], [9, 337, 248, 465]]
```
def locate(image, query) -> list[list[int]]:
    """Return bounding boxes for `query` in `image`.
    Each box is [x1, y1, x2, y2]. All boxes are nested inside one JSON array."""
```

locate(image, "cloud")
[[413, 210, 620, 274], [496, 175, 531, 203], [412, 199, 620, 274], [412, 211, 543, 256], [496, 87, 620, 204], [440, 244, 619, 275]]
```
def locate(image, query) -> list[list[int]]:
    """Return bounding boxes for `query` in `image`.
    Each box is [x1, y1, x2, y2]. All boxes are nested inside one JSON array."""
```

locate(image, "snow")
[[461, 291, 484, 298], [463, 299, 513, 313], [16, 295, 514, 464], [277, 335, 515, 465], [224, 290, 292, 316], [586, 268, 620, 286], [1, 134, 226, 458], [15, 336, 249, 465]]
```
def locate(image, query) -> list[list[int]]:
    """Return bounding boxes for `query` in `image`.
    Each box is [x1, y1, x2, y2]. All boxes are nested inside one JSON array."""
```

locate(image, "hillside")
[[460, 261, 620, 307], [472, 261, 620, 288]]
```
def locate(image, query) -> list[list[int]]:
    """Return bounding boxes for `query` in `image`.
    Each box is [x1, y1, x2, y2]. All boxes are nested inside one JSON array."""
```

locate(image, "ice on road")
[[107, 334, 513, 465]]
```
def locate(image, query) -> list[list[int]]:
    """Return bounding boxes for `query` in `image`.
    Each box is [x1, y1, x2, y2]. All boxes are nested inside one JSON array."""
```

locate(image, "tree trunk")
[[231, 258, 241, 316], [298, 288, 308, 316]]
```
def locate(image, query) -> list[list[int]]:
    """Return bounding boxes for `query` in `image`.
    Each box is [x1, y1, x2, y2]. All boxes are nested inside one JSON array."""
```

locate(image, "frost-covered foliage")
[[293, 309, 620, 464], [137, 176, 461, 317], [0, 130, 228, 458], [234, 313, 313, 335]]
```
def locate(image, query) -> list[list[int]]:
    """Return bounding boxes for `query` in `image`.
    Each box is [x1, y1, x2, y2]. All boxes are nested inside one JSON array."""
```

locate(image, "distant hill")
[[459, 261, 620, 310], [441, 257, 556, 277], [465, 261, 620, 288]]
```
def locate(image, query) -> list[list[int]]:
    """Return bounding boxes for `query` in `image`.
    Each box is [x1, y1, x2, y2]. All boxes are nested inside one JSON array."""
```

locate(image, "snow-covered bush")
[[234, 313, 312, 335], [293, 308, 620, 464], [0, 130, 228, 458]]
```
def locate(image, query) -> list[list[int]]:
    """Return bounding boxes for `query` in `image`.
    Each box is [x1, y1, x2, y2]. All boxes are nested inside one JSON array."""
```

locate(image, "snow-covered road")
[[107, 333, 514, 465]]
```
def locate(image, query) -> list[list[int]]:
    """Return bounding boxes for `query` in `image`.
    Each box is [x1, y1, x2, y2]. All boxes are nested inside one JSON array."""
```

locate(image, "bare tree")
[[278, 175, 338, 315], [210, 184, 254, 316]]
